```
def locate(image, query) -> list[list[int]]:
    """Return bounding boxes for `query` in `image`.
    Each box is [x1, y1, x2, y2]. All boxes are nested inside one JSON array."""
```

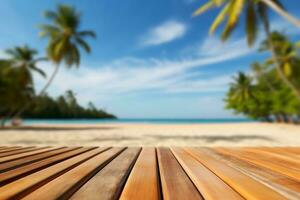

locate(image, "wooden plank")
[[120, 148, 160, 200], [0, 147, 52, 163], [0, 147, 95, 186], [243, 148, 300, 166], [71, 148, 140, 200], [0, 147, 109, 199], [185, 148, 286, 200], [0, 147, 76, 172], [217, 147, 300, 181], [256, 147, 300, 159], [0, 147, 37, 158], [210, 148, 300, 199], [23, 148, 125, 200], [283, 147, 300, 155], [171, 147, 243, 200], [157, 147, 203, 200], [0, 147, 23, 154]]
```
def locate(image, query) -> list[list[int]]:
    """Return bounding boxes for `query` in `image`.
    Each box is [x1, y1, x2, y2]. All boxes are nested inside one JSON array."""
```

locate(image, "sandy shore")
[[0, 123, 300, 146]]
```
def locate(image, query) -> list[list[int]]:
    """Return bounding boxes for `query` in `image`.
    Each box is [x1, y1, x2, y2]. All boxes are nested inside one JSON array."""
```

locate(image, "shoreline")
[[0, 122, 299, 147]]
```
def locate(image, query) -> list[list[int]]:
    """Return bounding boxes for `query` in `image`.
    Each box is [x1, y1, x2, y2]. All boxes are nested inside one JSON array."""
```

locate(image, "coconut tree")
[[5, 45, 46, 80], [0, 46, 46, 126], [193, 0, 300, 45], [229, 72, 255, 103], [251, 62, 275, 91], [260, 32, 300, 78], [193, 0, 300, 101], [225, 71, 274, 121], [11, 4, 96, 121], [260, 31, 300, 100], [38, 4, 96, 95]]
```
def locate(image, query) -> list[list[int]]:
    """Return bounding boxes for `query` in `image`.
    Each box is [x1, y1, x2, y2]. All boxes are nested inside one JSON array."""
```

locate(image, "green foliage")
[[193, 0, 285, 46], [40, 4, 96, 67], [225, 56, 300, 123], [1, 90, 116, 119]]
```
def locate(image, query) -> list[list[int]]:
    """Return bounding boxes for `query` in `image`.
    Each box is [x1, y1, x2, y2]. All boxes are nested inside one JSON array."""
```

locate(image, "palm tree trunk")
[[11, 64, 60, 120], [261, 17, 300, 102], [261, 0, 300, 28], [38, 64, 60, 95]]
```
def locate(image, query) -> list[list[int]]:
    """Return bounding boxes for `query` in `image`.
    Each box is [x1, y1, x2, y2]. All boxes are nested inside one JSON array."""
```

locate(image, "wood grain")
[[0, 147, 75, 172], [0, 146, 298, 199], [218, 147, 300, 181], [0, 147, 25, 154], [0, 147, 95, 186], [0, 147, 51, 163], [211, 148, 300, 199], [71, 148, 140, 200], [171, 147, 243, 200], [185, 147, 286, 200], [0, 147, 37, 158], [0, 147, 108, 199], [157, 147, 203, 200], [23, 148, 125, 200], [120, 148, 160, 200]]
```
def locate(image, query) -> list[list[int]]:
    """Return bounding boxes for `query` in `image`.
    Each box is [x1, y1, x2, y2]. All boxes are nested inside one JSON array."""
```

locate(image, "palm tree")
[[260, 32, 300, 78], [251, 62, 275, 91], [230, 72, 255, 103], [0, 46, 46, 126], [5, 45, 46, 79], [11, 4, 96, 121], [39, 4, 96, 95], [193, 0, 300, 102], [193, 0, 300, 45], [260, 31, 300, 100]]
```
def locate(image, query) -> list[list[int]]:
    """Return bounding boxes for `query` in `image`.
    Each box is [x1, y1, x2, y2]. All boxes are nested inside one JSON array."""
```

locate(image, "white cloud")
[[33, 35, 250, 109], [140, 21, 187, 46], [198, 36, 253, 57]]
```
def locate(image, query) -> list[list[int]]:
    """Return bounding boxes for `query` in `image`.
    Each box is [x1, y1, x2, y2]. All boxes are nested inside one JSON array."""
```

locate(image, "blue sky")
[[0, 0, 300, 118]]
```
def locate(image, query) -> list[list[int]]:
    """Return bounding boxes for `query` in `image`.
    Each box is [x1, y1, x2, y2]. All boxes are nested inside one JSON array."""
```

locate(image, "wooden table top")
[[0, 146, 299, 199]]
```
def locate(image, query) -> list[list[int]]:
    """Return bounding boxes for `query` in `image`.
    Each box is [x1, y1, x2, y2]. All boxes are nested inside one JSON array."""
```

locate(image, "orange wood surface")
[[0, 146, 299, 200], [158, 147, 203, 200], [171, 147, 243, 200], [120, 148, 160, 200], [185, 148, 287, 200], [72, 148, 140, 200]]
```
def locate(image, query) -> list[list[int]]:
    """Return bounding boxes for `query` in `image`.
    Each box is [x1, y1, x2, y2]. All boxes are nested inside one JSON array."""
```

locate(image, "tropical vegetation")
[[0, 4, 114, 127], [194, 0, 300, 123], [13, 90, 115, 119], [225, 32, 300, 123]]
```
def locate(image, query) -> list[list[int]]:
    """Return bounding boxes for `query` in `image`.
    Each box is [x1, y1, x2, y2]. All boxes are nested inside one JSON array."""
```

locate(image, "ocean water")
[[24, 118, 255, 125]]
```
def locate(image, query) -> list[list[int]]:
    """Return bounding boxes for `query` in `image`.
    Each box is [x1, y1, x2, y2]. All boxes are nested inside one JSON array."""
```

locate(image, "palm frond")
[[75, 37, 91, 53], [39, 25, 60, 38], [44, 10, 58, 21], [209, 3, 230, 34], [227, 0, 245, 27], [77, 31, 96, 38], [257, 2, 269, 31], [29, 65, 47, 78], [193, 1, 215, 17], [283, 62, 292, 77], [246, 2, 258, 46], [221, 21, 237, 41]]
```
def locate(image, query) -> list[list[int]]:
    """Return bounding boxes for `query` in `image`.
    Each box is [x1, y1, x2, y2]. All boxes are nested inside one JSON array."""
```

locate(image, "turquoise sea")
[[24, 118, 255, 125]]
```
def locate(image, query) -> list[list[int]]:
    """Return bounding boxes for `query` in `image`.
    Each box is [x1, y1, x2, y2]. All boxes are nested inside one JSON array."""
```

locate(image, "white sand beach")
[[0, 123, 300, 146]]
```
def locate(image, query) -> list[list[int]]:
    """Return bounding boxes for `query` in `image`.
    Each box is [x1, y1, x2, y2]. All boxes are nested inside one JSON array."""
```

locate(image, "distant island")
[[10, 90, 116, 120]]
